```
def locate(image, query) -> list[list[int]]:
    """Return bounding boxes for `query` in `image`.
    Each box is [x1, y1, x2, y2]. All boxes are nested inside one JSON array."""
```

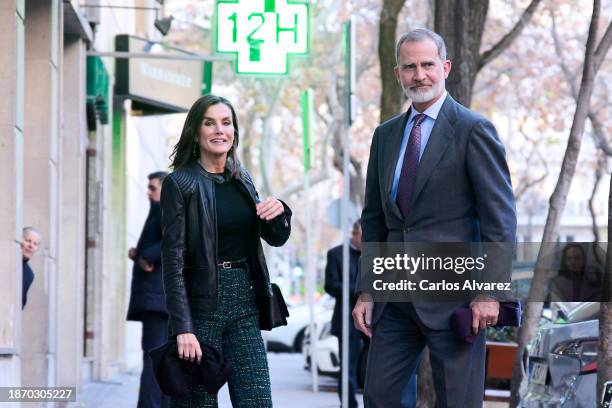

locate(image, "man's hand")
[[139, 257, 154, 272], [470, 296, 500, 334], [352, 293, 373, 338], [128, 247, 137, 260]]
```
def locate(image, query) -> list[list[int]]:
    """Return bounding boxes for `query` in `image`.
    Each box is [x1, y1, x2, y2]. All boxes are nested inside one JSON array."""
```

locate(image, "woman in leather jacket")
[[160, 94, 292, 407]]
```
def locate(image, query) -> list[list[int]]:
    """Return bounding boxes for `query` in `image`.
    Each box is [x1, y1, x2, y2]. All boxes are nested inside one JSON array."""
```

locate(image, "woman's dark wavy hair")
[[169, 94, 242, 178]]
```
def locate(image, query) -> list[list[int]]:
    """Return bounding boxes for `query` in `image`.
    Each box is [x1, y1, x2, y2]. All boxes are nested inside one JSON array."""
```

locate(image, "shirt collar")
[[407, 90, 448, 124]]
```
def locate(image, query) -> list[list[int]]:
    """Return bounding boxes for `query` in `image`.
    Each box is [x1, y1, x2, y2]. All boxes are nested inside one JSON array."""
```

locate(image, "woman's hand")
[[176, 333, 202, 363], [256, 197, 285, 221]]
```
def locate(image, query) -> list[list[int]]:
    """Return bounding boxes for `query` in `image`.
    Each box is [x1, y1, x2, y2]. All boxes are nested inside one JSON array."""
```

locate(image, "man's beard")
[[402, 78, 444, 104]]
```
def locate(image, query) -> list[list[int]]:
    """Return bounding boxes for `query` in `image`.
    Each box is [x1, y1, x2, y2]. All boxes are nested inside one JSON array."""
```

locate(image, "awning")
[[86, 56, 110, 128], [63, 1, 94, 43]]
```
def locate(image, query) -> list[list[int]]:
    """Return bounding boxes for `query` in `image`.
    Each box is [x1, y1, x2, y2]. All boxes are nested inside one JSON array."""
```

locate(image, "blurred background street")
[[70, 352, 510, 408], [71, 353, 349, 408]]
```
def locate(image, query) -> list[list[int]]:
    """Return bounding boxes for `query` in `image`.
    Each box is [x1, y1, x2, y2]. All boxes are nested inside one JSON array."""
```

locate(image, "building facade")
[[0, 0, 184, 402]]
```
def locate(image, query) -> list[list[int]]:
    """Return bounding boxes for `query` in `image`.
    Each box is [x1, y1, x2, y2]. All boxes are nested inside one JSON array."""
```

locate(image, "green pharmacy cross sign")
[[215, 0, 309, 75]]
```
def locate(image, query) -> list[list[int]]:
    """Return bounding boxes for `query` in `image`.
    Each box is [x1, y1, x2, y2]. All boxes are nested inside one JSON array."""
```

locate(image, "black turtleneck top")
[[215, 178, 257, 261]]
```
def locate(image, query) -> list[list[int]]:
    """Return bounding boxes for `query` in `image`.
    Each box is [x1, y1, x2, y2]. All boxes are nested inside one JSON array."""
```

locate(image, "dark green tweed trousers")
[[170, 266, 272, 408]]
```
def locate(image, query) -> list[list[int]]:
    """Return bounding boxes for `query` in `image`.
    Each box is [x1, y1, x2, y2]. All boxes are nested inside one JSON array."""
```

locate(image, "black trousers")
[[139, 312, 170, 408], [364, 303, 486, 408]]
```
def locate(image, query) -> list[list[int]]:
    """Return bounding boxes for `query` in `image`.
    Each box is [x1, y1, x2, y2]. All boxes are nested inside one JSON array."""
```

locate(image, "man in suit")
[[127, 171, 169, 408], [352, 28, 516, 408], [324, 220, 363, 408]]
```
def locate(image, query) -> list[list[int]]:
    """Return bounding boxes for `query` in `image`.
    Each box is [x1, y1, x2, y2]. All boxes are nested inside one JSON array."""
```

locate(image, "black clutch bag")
[[148, 339, 232, 397], [258, 283, 290, 331]]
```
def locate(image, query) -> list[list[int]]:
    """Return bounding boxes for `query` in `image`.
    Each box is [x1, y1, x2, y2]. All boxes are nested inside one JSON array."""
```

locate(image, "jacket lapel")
[[408, 96, 457, 211]]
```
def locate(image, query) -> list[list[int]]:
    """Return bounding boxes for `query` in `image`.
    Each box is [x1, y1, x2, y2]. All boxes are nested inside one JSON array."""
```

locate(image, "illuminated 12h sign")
[[215, 0, 309, 75]]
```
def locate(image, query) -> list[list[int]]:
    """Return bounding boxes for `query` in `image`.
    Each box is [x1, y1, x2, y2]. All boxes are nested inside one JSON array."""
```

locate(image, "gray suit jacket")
[[358, 95, 517, 330]]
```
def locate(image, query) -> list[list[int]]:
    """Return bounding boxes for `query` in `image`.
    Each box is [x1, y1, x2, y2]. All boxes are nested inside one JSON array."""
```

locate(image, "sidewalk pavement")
[[70, 353, 507, 407], [69, 353, 355, 408]]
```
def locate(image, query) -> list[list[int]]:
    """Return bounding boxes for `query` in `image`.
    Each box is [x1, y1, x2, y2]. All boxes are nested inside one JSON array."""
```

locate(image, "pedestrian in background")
[[161, 94, 292, 407], [127, 171, 170, 408], [324, 220, 363, 408], [21, 227, 41, 309]]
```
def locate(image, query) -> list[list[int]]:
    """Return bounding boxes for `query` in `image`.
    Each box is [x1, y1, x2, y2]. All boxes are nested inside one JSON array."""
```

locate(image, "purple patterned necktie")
[[396, 113, 426, 216]]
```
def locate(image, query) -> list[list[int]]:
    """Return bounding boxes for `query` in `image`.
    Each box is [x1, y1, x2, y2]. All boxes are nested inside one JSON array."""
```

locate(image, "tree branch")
[[594, 22, 612, 71], [589, 109, 612, 155], [550, 9, 579, 98], [478, 0, 542, 71], [258, 81, 284, 196], [277, 170, 330, 200], [588, 155, 605, 243], [513, 123, 549, 200], [551, 8, 612, 157]]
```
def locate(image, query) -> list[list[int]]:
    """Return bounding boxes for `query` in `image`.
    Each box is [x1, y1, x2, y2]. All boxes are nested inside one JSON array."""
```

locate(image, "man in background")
[[127, 171, 169, 408], [22, 227, 41, 309], [324, 220, 363, 408]]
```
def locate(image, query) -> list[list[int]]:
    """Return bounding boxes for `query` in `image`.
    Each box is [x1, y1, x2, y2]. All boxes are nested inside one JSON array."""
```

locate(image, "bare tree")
[[434, 0, 542, 107], [380, 0, 543, 119], [513, 123, 549, 201], [550, 5, 610, 249], [510, 2, 612, 405], [258, 80, 285, 196], [600, 201, 612, 402], [379, 0, 408, 122], [588, 156, 605, 244]]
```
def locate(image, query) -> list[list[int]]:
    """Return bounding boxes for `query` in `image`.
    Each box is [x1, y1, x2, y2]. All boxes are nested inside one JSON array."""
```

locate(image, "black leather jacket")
[[160, 161, 292, 336]]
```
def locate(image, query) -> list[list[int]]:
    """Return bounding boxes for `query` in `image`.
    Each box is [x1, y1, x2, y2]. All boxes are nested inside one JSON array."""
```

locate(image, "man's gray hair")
[[23, 227, 41, 239], [395, 28, 448, 66]]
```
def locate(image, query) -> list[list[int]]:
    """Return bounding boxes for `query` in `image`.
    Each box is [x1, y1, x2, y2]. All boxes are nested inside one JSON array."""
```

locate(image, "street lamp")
[[153, 15, 211, 36], [154, 16, 173, 36], [79, 4, 171, 36]]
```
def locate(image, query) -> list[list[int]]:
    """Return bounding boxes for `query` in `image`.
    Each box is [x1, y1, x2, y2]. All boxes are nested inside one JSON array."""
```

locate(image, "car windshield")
[[551, 302, 600, 323]]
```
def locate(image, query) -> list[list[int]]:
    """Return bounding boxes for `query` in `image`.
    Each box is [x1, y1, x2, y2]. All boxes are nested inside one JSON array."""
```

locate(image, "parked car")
[[302, 309, 369, 388], [263, 294, 334, 353], [520, 302, 600, 407]]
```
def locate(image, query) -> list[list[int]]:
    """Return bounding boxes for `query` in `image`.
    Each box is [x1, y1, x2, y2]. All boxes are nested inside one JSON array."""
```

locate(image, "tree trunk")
[[434, 0, 542, 107], [378, 0, 406, 123], [598, 175, 612, 404], [434, 0, 488, 107], [510, 2, 612, 405]]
